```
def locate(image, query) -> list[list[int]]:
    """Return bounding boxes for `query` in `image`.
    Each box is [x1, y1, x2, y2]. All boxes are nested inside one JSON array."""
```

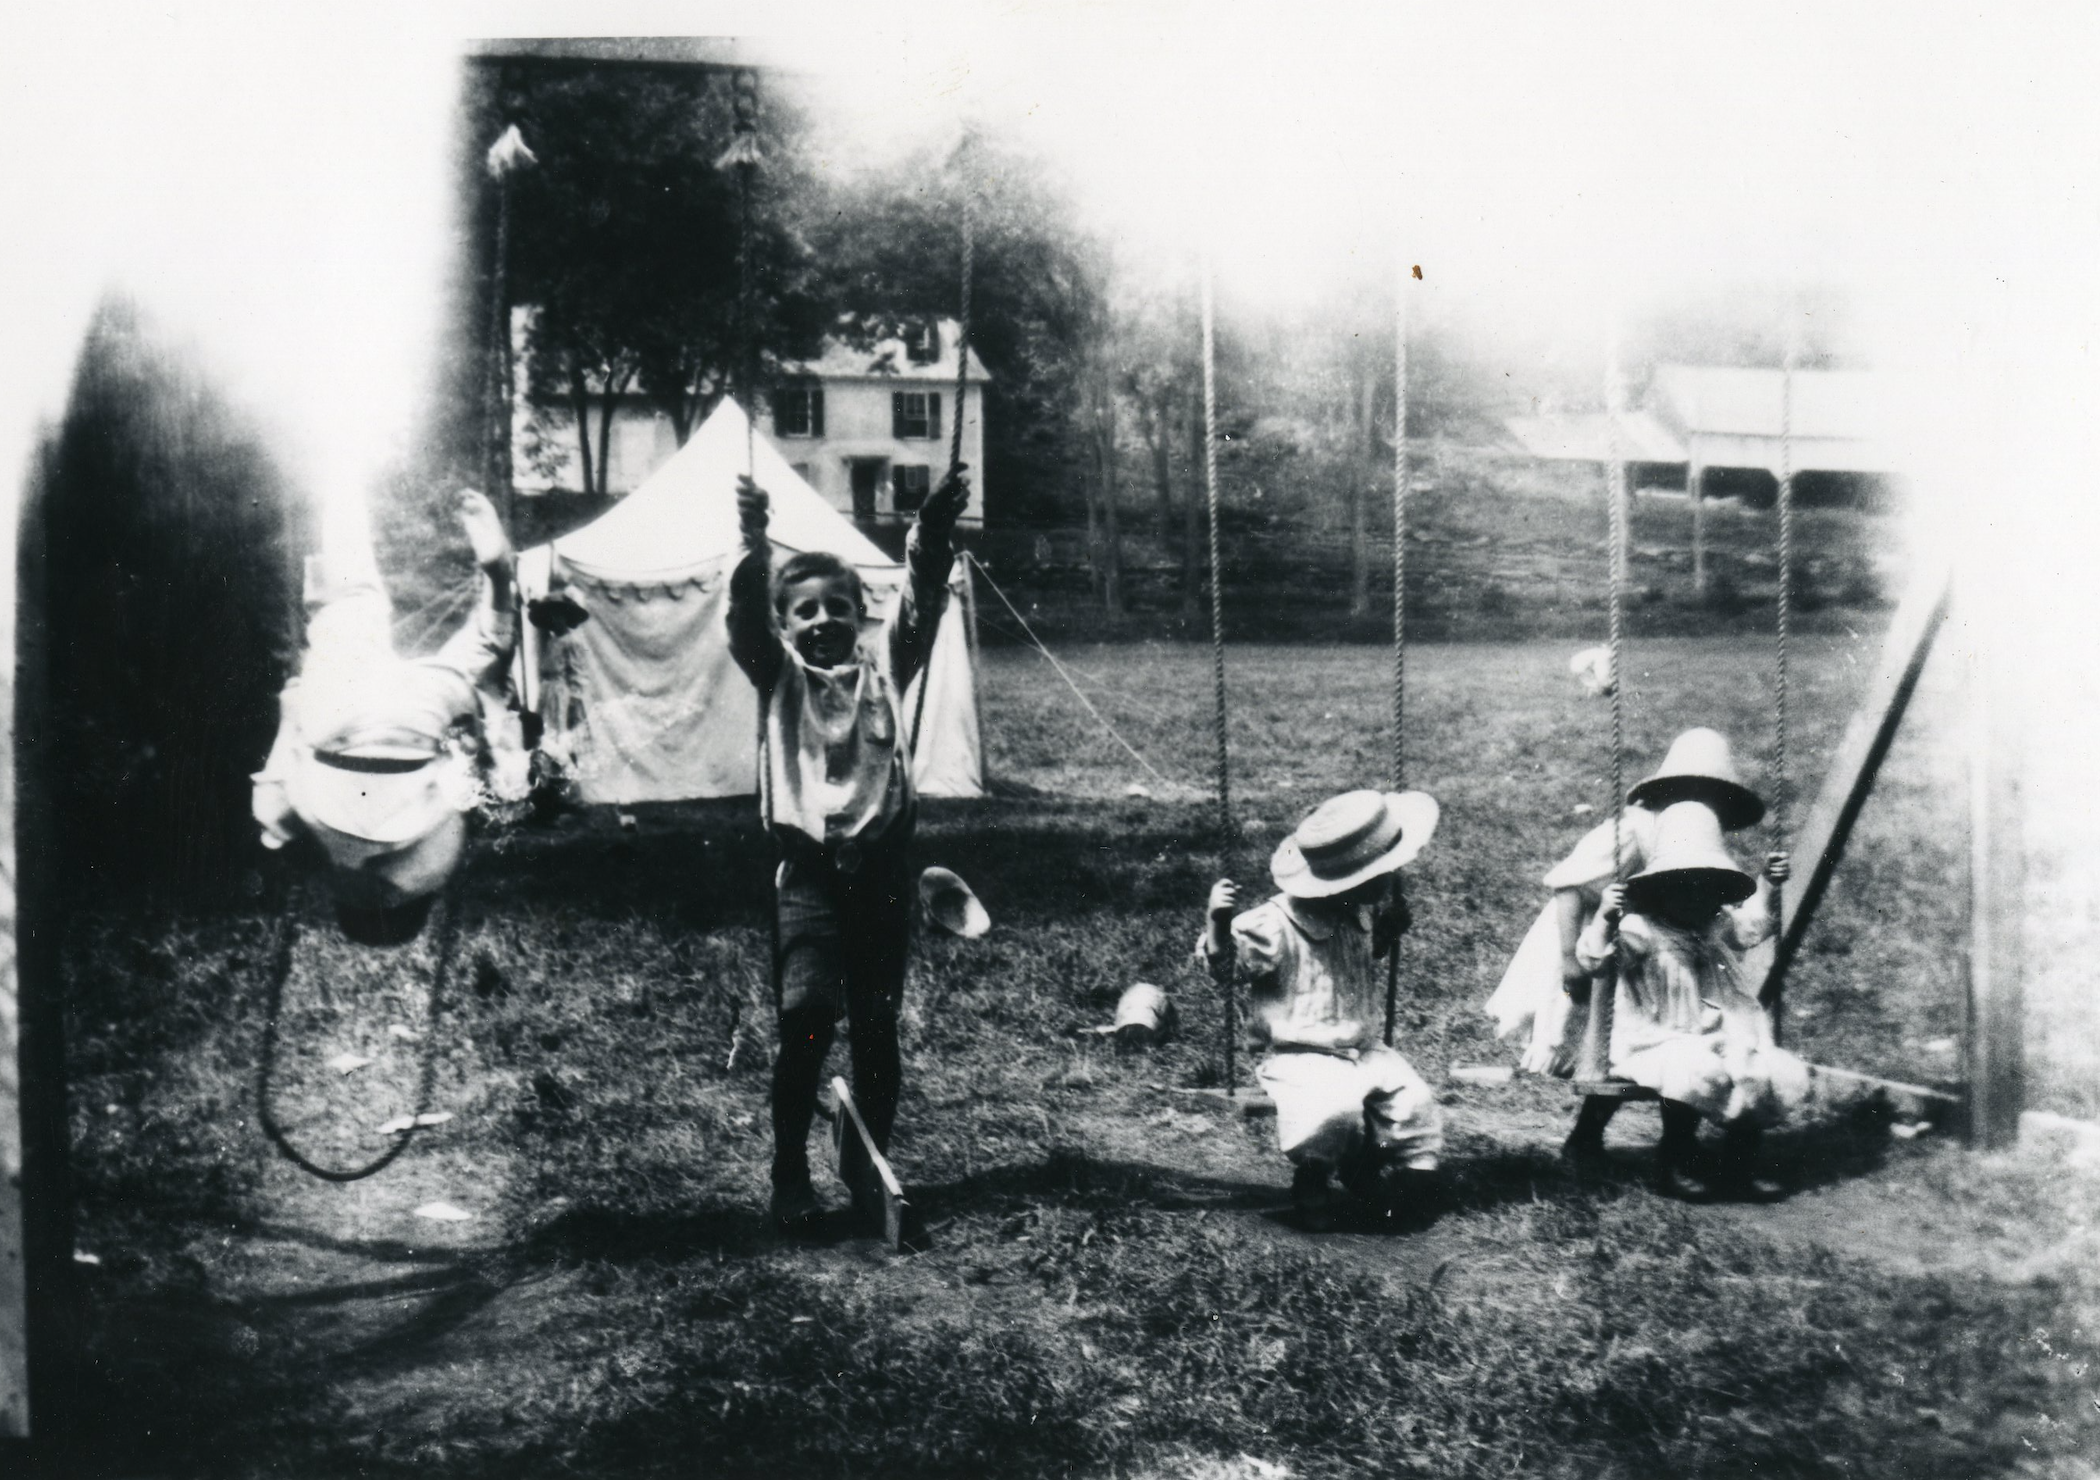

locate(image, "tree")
[[811, 134, 1108, 530], [491, 65, 834, 492]]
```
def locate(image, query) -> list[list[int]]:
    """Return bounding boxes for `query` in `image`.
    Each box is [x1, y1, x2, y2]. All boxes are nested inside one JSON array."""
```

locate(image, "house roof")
[[780, 318, 991, 385], [1502, 409, 1688, 463], [1651, 364, 1886, 441]]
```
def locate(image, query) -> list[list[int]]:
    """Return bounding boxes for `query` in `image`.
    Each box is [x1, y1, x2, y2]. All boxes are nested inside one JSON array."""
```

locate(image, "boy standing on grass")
[[729, 464, 969, 1238], [1578, 801, 1799, 1200], [1202, 790, 1444, 1231]]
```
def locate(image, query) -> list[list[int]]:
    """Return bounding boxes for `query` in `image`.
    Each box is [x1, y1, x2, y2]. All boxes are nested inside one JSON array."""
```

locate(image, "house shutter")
[[927, 392, 942, 441], [892, 391, 907, 439], [810, 386, 824, 438]]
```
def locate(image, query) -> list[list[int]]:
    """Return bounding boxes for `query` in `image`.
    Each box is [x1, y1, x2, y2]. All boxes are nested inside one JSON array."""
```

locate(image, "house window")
[[892, 390, 942, 441], [772, 379, 824, 438], [892, 464, 932, 511], [904, 319, 940, 364]]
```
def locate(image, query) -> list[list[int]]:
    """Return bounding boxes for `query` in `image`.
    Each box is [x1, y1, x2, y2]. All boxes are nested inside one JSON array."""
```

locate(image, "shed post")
[[1689, 453, 1706, 596], [1964, 558, 2025, 1148]]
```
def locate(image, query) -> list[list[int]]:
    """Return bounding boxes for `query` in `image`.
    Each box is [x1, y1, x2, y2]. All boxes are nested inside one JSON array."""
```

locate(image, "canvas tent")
[[519, 397, 985, 805]]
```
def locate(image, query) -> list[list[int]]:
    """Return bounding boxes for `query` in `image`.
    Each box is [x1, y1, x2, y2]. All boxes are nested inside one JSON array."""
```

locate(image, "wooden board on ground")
[[829, 1076, 908, 1250]]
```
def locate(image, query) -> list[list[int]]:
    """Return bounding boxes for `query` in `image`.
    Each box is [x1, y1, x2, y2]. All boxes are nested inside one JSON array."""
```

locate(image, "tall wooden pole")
[[484, 122, 536, 532], [1965, 561, 2025, 1147]]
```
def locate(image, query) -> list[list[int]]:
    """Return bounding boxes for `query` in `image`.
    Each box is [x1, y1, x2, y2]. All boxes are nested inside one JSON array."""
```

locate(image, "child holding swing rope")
[[729, 462, 970, 1239], [1485, 728, 1771, 1169], [1577, 801, 1800, 1200], [1202, 789, 1444, 1230]]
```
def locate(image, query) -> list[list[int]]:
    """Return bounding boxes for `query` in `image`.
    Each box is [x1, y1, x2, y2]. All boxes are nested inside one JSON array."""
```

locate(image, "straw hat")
[[1624, 802, 1754, 911], [919, 866, 991, 938], [1270, 790, 1439, 899], [1627, 728, 1766, 831]]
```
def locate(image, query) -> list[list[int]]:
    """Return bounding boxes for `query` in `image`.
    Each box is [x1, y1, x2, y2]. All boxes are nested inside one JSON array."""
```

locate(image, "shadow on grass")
[[463, 797, 1228, 932]]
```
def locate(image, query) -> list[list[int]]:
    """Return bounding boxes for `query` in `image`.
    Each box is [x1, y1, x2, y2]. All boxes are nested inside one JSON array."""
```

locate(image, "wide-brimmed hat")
[[1627, 727, 1766, 831], [1270, 790, 1439, 899], [919, 866, 991, 938], [287, 735, 473, 847], [1624, 801, 1754, 911]]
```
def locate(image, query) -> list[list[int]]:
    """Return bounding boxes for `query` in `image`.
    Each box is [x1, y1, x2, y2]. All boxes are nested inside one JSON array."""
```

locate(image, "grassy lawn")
[[60, 629, 2100, 1478]]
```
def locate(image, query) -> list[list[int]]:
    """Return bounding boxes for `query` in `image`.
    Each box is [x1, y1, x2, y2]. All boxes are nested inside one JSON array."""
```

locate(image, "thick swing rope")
[[1768, 328, 1798, 1031], [1575, 326, 1633, 1086], [968, 552, 1173, 787], [1200, 253, 1235, 1096], [1200, 260, 1232, 839], [254, 867, 461, 1183], [911, 151, 974, 756], [1385, 259, 1410, 1047]]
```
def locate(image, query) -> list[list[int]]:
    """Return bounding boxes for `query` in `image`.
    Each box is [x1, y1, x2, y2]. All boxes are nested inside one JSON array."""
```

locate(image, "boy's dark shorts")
[[774, 826, 914, 1018]]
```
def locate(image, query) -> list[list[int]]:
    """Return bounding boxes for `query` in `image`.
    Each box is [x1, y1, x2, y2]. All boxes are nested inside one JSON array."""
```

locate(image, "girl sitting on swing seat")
[[1202, 789, 1444, 1231], [1578, 801, 1802, 1200], [1484, 728, 1767, 1168]]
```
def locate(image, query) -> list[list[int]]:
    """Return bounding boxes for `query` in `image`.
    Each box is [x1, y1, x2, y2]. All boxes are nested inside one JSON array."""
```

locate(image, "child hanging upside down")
[[1484, 727, 1768, 1169], [1202, 790, 1444, 1231], [1578, 801, 1802, 1200], [728, 462, 969, 1239]]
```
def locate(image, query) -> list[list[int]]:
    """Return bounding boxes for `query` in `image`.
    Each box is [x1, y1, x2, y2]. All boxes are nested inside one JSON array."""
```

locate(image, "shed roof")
[[1652, 364, 1886, 441], [1502, 409, 1687, 464]]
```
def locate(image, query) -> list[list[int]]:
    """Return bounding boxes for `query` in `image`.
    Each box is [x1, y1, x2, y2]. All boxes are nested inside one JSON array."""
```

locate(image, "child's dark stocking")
[[1654, 1099, 1710, 1200], [1717, 1120, 1784, 1201], [772, 1001, 837, 1202], [1562, 1094, 1621, 1170]]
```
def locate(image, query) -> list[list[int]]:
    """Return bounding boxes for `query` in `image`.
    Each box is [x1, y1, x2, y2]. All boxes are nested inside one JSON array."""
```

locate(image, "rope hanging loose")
[[254, 868, 461, 1183]]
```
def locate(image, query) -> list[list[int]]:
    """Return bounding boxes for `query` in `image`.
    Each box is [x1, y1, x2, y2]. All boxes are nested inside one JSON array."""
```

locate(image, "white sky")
[[4, 0, 2099, 578]]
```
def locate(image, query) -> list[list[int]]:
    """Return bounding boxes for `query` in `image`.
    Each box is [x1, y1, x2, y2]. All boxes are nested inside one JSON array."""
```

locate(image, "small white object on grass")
[[73, 1250, 102, 1266], [919, 866, 991, 938], [1572, 802, 1595, 816], [376, 1112, 454, 1136], [1124, 782, 1152, 799], [413, 1202, 474, 1223], [1448, 1065, 1514, 1087], [328, 1053, 373, 1076], [1569, 645, 1614, 696], [1890, 1121, 1930, 1140], [1923, 1037, 1957, 1055], [388, 1024, 420, 1042]]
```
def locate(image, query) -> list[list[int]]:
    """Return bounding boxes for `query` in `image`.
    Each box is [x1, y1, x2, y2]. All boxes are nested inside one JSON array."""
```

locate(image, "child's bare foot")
[[457, 489, 512, 569]]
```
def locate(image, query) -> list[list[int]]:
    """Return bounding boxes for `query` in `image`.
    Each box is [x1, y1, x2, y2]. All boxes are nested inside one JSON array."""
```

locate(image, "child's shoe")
[[769, 1176, 825, 1238], [1653, 1101, 1711, 1201]]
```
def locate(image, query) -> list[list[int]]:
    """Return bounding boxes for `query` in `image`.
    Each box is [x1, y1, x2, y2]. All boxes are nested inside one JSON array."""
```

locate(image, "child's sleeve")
[[888, 522, 954, 699], [726, 550, 784, 695], [1574, 904, 1632, 976], [1721, 879, 1777, 950]]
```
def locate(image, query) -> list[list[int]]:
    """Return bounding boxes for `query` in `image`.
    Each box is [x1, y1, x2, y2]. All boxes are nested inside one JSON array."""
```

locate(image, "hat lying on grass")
[[1628, 727, 1766, 831], [919, 866, 991, 938], [1624, 801, 1755, 912], [1270, 789, 1439, 899]]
